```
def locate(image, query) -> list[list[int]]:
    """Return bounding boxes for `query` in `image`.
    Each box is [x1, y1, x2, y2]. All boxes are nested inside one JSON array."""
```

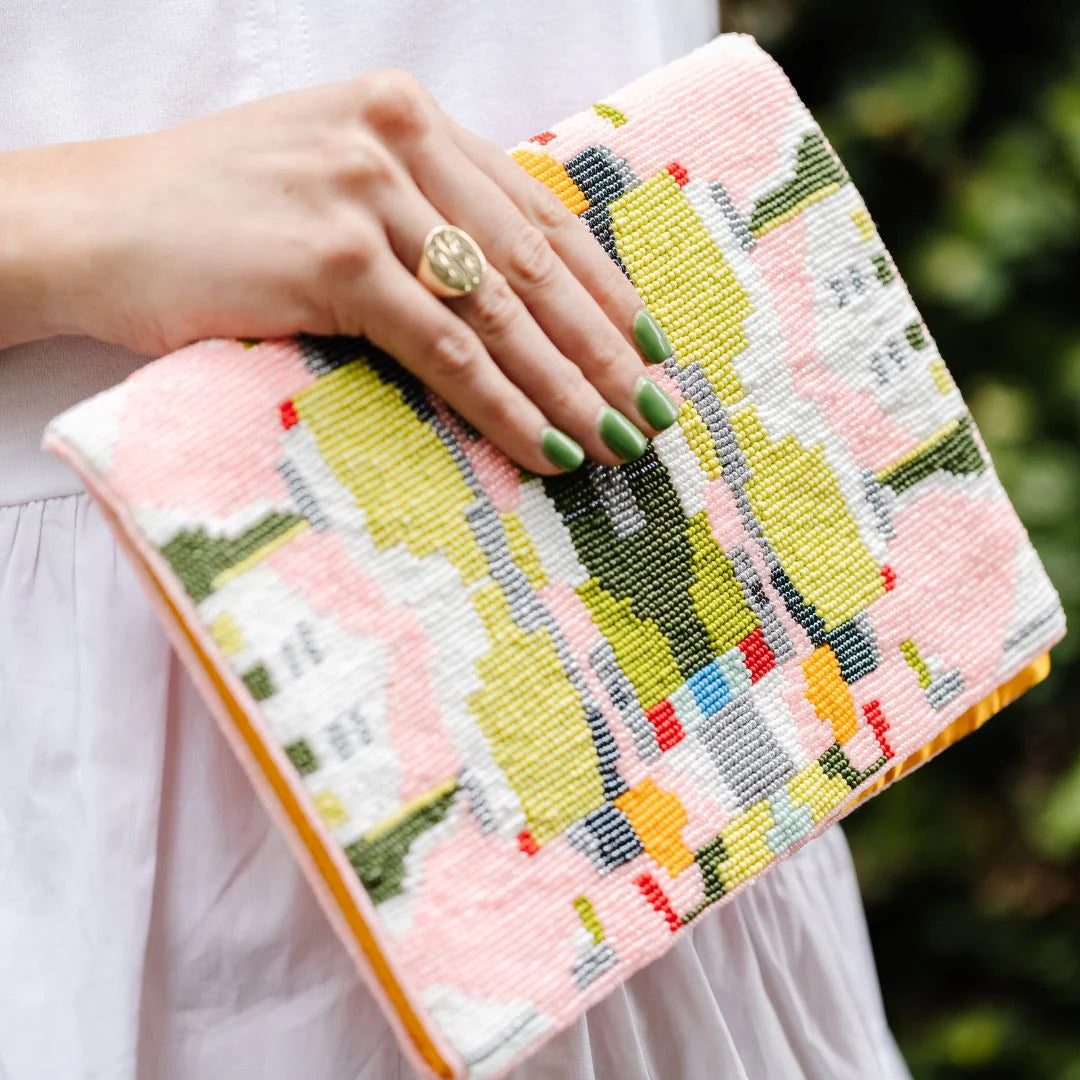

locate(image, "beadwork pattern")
[[44, 34, 1066, 1080]]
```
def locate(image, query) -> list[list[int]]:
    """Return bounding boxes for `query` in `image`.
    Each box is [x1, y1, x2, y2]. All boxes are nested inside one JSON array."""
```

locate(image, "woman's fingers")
[[345, 69, 679, 469], [448, 118, 675, 368], [378, 183, 639, 467], [380, 116, 679, 443], [450, 268, 645, 467], [352, 251, 586, 476]]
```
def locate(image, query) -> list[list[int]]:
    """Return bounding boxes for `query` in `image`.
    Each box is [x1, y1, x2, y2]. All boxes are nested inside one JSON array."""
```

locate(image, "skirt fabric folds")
[[0, 491, 912, 1080]]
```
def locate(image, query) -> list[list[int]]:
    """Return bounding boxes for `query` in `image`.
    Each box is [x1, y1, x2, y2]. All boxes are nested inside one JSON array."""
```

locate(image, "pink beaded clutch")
[[43, 33, 1065, 1080]]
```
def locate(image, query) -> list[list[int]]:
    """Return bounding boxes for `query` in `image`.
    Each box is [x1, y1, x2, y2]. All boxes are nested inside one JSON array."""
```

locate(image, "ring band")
[[416, 224, 487, 299]]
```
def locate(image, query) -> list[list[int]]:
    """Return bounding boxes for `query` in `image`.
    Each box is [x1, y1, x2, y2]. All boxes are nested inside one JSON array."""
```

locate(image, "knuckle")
[[598, 270, 640, 310], [528, 182, 572, 231], [427, 324, 479, 381], [316, 229, 380, 280], [359, 68, 429, 139], [467, 271, 517, 336], [544, 387, 579, 421], [506, 223, 559, 289], [343, 136, 398, 186], [587, 343, 623, 380], [301, 230, 381, 333], [315, 282, 368, 337], [484, 396, 520, 437]]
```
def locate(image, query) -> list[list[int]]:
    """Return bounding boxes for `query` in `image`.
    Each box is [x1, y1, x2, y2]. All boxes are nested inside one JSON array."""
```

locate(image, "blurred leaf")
[[913, 233, 1008, 315], [968, 379, 1035, 447], [939, 1006, 1011, 1067], [1009, 445, 1080, 528], [1060, 341, 1080, 403], [1044, 76, 1080, 178], [1030, 751, 1080, 860], [953, 128, 1080, 261], [843, 36, 977, 142], [990, 442, 1080, 530]]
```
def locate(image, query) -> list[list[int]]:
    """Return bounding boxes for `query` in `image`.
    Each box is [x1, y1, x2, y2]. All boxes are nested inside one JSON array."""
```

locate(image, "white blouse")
[[0, 0, 719, 504]]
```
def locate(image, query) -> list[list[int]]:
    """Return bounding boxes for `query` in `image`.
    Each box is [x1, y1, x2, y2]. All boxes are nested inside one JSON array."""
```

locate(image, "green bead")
[[635, 377, 680, 430], [633, 309, 673, 364], [598, 407, 648, 462], [541, 427, 585, 472]]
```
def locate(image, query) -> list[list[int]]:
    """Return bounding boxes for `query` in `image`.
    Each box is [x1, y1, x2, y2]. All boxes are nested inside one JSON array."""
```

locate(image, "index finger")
[[448, 120, 674, 368]]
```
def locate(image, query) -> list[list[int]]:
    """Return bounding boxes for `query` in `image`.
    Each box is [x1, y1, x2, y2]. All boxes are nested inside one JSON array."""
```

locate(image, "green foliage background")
[[721, 2, 1080, 1074]]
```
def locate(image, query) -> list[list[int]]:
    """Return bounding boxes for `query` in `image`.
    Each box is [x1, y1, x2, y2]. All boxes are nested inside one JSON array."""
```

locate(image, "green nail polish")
[[635, 377, 680, 430], [599, 407, 648, 462], [541, 427, 585, 472], [633, 309, 673, 365]]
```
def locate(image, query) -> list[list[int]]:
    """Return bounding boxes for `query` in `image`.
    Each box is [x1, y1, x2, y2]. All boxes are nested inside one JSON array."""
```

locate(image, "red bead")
[[738, 627, 776, 683], [862, 699, 894, 759], [636, 873, 681, 932], [646, 699, 685, 752], [666, 161, 690, 187]]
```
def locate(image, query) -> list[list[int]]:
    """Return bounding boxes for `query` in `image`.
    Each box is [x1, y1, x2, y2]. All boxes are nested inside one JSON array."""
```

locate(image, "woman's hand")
[[5, 69, 679, 473]]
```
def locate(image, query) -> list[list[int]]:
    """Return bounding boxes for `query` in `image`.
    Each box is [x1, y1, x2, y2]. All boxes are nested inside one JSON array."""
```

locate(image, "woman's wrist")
[[0, 138, 127, 349]]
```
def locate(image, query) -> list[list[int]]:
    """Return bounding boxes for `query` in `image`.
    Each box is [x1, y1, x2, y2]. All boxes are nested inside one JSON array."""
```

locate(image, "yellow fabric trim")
[[851, 653, 1053, 807], [140, 549, 454, 1078]]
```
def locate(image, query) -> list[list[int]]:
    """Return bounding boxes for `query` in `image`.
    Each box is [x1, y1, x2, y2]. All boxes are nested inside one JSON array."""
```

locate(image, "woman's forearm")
[[0, 142, 86, 349]]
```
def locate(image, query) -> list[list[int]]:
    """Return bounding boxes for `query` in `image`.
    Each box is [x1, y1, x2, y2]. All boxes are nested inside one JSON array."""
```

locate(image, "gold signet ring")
[[415, 224, 487, 298]]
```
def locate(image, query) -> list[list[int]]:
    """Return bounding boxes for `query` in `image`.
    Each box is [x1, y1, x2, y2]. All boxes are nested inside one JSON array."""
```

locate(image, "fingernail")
[[541, 427, 585, 472], [633, 309, 673, 365], [635, 377, 680, 431], [598, 407, 648, 462]]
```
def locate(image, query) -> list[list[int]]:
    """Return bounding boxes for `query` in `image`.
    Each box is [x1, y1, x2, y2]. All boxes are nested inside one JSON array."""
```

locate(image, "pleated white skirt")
[[0, 491, 912, 1080]]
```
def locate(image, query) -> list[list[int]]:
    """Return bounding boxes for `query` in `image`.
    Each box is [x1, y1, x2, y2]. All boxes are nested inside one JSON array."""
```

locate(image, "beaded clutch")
[[43, 33, 1065, 1080]]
